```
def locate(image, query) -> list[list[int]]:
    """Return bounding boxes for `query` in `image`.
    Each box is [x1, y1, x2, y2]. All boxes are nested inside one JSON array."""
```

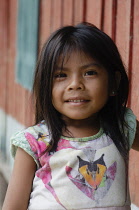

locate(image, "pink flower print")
[[57, 139, 75, 151], [39, 151, 51, 167], [36, 162, 52, 184], [25, 132, 47, 158], [36, 158, 66, 209]]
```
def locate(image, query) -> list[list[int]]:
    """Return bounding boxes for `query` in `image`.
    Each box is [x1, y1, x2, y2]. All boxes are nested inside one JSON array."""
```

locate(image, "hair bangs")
[[53, 36, 87, 73]]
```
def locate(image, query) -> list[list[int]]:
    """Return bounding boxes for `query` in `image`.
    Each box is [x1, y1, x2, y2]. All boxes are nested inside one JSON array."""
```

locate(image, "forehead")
[[56, 50, 99, 67]]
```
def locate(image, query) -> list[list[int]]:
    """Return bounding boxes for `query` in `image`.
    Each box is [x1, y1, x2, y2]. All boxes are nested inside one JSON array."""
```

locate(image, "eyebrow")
[[55, 62, 102, 71], [80, 62, 102, 70]]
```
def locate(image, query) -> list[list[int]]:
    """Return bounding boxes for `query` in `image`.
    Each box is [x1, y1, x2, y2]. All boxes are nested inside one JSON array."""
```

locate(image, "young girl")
[[2, 22, 139, 210]]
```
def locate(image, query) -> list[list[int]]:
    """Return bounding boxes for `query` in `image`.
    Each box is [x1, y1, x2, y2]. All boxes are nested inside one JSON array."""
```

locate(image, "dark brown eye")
[[85, 70, 97, 76], [54, 73, 67, 78]]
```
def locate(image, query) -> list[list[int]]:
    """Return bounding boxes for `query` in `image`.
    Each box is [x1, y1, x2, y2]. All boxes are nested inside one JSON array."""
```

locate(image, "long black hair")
[[33, 22, 129, 159]]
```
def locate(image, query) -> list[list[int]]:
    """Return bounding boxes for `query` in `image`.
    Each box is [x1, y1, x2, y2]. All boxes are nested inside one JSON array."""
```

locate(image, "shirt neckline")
[[61, 127, 104, 142]]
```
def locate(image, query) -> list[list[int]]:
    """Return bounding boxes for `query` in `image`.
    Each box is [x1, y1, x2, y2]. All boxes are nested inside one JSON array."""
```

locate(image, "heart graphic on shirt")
[[66, 154, 117, 200]]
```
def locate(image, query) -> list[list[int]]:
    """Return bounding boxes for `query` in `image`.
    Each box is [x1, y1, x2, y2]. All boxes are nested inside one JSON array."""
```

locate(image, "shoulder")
[[132, 120, 139, 151], [124, 107, 136, 123], [11, 121, 52, 168], [124, 107, 137, 148]]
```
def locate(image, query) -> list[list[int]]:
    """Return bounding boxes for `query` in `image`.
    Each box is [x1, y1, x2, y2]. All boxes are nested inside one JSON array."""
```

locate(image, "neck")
[[62, 116, 100, 138]]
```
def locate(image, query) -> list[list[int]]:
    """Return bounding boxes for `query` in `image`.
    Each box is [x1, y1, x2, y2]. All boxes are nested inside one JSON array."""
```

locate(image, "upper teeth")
[[68, 100, 84, 102]]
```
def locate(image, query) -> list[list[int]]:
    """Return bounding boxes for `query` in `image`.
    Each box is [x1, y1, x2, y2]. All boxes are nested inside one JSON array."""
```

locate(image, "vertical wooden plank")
[[128, 1, 139, 206], [73, 0, 84, 25], [130, 0, 139, 116], [51, 0, 62, 32], [103, 0, 114, 38], [0, 0, 8, 154], [86, 0, 103, 28], [16, 0, 39, 91], [14, 83, 26, 125], [0, 0, 8, 111], [129, 150, 139, 207], [7, 0, 26, 125], [25, 89, 34, 126], [39, 0, 51, 49], [115, 0, 132, 68], [62, 0, 73, 26], [6, 0, 17, 118]]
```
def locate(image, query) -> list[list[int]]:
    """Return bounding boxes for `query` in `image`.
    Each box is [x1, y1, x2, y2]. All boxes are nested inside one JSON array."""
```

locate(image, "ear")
[[110, 71, 121, 96]]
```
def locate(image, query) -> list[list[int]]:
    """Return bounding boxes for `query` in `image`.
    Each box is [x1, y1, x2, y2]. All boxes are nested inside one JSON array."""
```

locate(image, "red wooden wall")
[[0, 0, 139, 206], [0, 0, 34, 126]]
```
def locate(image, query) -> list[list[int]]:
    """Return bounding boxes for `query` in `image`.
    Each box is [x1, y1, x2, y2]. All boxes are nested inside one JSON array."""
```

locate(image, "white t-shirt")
[[11, 108, 136, 210]]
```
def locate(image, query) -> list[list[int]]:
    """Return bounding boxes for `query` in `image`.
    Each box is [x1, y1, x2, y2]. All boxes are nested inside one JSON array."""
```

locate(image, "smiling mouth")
[[68, 99, 88, 103], [65, 99, 90, 104]]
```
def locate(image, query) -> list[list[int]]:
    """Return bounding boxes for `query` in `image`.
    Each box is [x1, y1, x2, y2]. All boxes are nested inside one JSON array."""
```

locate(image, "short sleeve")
[[124, 108, 137, 148], [11, 121, 51, 169], [11, 130, 40, 168]]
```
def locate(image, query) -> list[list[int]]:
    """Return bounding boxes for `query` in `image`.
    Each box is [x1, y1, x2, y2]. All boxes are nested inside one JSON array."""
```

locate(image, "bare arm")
[[132, 120, 139, 151], [2, 147, 36, 210]]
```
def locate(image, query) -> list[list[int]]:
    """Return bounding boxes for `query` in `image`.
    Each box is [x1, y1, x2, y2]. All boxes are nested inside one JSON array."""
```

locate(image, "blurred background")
[[0, 0, 139, 209]]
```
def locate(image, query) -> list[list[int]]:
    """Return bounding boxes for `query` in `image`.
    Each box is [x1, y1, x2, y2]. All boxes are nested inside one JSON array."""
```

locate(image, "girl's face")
[[52, 51, 109, 124]]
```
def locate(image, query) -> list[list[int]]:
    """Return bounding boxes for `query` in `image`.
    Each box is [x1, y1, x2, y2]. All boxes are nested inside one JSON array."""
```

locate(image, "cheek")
[[93, 78, 109, 93], [52, 85, 60, 96], [52, 86, 57, 105], [94, 80, 109, 102], [101, 75, 109, 92], [52, 85, 63, 106]]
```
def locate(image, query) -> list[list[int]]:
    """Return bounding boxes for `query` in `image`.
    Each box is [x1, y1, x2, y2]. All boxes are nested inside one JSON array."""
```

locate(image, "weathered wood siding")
[[0, 0, 139, 207]]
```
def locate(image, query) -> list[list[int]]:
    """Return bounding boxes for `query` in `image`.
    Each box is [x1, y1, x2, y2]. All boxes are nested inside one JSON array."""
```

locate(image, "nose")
[[67, 76, 85, 91]]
